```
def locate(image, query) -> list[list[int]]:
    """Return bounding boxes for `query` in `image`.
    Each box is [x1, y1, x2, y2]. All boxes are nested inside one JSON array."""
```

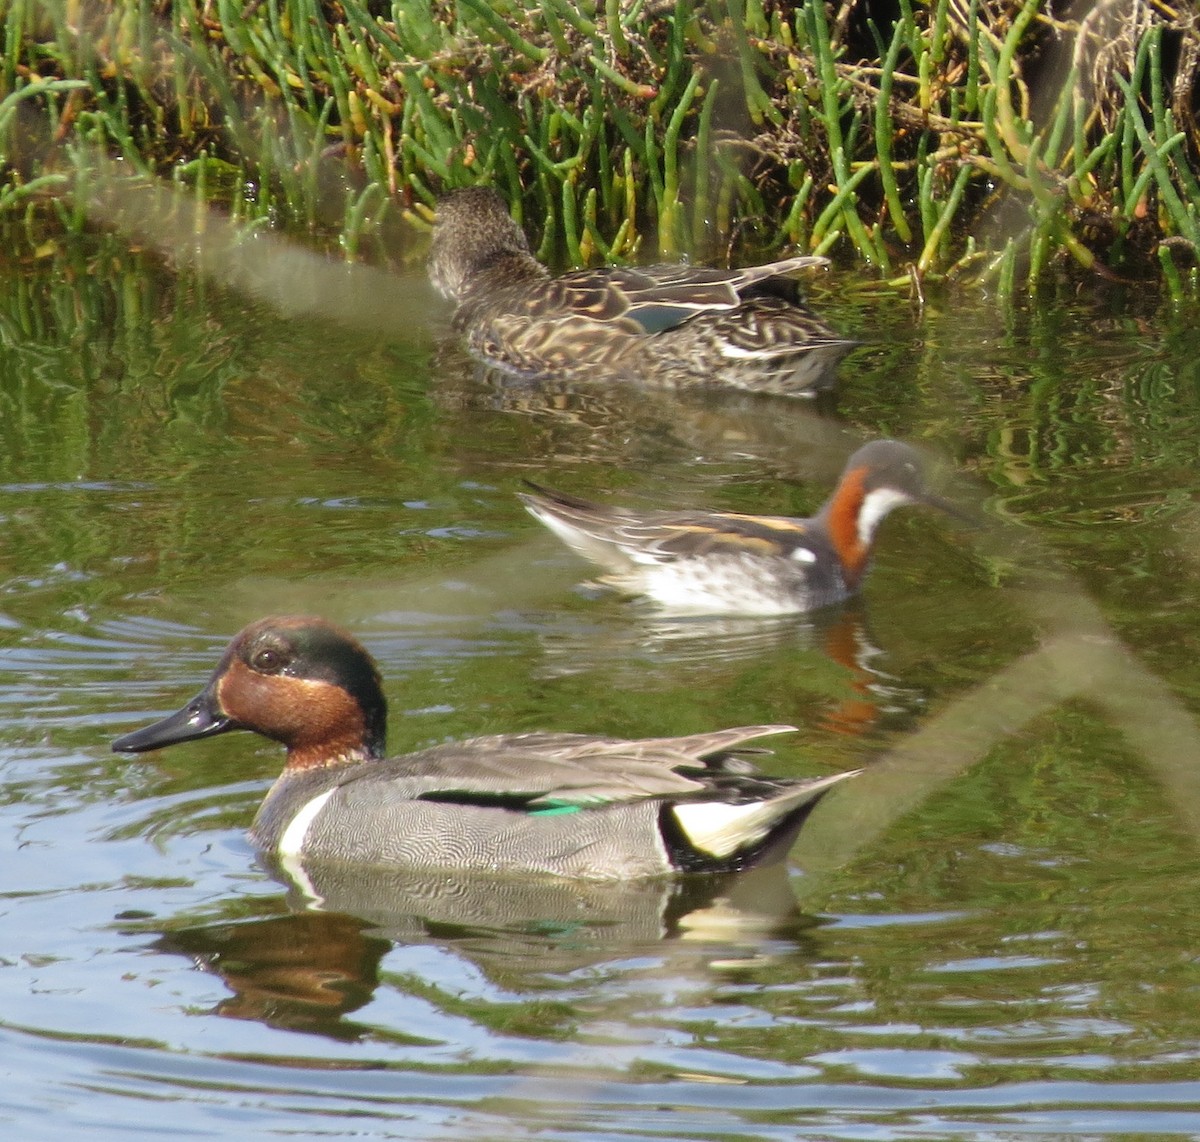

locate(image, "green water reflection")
[[1, 232, 1199, 1139]]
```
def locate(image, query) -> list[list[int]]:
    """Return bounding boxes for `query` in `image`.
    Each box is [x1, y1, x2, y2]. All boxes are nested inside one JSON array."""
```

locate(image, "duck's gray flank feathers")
[[250, 725, 852, 879]]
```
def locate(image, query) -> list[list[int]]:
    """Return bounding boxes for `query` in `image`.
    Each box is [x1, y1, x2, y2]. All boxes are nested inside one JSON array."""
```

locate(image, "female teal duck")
[[521, 439, 963, 615], [428, 186, 855, 395], [113, 617, 856, 879]]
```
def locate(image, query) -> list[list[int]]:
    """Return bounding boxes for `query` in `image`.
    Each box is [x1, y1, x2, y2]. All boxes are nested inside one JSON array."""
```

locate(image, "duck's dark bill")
[[112, 691, 233, 753], [922, 491, 979, 526]]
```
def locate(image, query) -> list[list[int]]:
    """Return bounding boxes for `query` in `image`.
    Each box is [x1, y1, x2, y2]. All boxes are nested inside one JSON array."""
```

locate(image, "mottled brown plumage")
[[429, 186, 855, 395]]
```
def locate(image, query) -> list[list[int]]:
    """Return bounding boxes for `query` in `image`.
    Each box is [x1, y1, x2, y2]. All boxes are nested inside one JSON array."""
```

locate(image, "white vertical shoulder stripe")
[[277, 788, 337, 857]]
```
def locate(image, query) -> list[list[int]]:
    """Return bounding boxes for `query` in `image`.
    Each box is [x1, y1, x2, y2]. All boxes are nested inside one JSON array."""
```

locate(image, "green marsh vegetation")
[[0, 0, 1197, 295]]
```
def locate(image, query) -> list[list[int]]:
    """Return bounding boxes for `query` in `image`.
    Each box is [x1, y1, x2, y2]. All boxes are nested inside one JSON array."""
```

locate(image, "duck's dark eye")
[[250, 647, 287, 674]]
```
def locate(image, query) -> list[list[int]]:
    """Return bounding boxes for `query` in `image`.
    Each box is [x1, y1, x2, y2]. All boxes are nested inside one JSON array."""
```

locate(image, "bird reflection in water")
[[145, 861, 821, 1041], [150, 909, 390, 1041], [537, 603, 922, 741]]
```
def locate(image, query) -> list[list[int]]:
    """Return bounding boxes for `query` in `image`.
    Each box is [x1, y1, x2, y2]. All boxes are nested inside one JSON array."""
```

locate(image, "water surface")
[[2, 233, 1200, 1138]]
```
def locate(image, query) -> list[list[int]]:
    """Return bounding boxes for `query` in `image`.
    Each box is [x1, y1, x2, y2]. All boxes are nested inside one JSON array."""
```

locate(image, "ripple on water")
[[3, 253, 1200, 1140]]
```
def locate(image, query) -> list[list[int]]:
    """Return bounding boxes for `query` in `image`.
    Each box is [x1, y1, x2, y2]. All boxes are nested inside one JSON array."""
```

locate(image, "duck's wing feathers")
[[616, 511, 820, 565], [522, 484, 823, 570], [681, 297, 858, 360], [520, 256, 828, 335], [354, 725, 797, 809]]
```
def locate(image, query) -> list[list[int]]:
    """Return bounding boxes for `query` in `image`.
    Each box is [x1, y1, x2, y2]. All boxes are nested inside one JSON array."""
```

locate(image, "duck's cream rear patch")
[[671, 800, 776, 858]]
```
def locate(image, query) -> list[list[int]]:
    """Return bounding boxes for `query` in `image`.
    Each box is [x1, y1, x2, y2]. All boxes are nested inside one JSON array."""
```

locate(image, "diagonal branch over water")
[[87, 171, 437, 333], [793, 538, 1200, 881]]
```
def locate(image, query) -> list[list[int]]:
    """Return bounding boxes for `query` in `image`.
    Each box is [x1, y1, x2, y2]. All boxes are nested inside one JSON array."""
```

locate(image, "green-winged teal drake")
[[113, 617, 856, 879], [428, 186, 855, 395], [521, 439, 962, 615]]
